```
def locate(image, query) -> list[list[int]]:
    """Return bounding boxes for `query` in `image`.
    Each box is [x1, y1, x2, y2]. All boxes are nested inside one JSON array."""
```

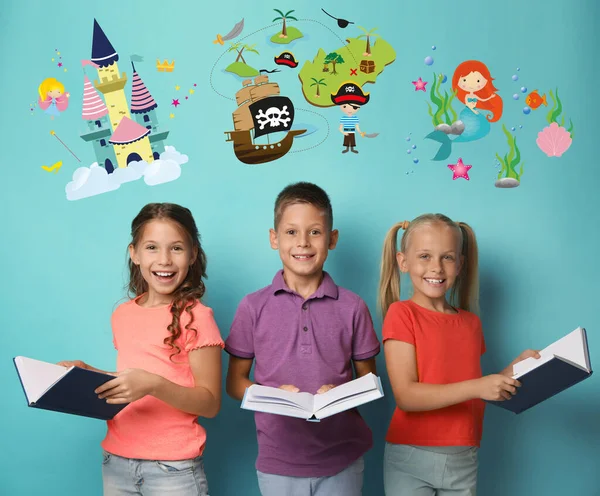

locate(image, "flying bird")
[[41, 161, 63, 173]]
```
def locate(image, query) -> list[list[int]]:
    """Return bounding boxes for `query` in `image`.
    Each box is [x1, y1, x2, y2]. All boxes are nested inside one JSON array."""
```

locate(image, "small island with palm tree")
[[270, 9, 303, 44], [225, 42, 260, 77], [298, 26, 396, 107]]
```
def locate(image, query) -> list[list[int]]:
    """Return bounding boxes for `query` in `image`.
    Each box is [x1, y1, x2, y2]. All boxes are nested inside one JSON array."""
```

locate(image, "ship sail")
[[249, 96, 295, 139]]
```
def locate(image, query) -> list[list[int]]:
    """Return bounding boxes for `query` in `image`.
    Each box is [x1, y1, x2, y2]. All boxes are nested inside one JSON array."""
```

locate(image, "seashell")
[[536, 122, 572, 157]]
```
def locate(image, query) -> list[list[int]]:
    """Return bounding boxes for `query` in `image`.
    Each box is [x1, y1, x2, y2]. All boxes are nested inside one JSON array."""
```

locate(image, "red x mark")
[[350, 68, 357, 75]]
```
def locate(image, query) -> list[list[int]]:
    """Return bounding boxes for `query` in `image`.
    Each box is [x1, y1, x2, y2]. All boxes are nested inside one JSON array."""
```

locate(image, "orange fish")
[[525, 90, 547, 110]]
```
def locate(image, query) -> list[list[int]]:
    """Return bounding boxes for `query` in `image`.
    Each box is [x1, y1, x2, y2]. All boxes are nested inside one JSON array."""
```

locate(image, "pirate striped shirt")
[[340, 115, 359, 132]]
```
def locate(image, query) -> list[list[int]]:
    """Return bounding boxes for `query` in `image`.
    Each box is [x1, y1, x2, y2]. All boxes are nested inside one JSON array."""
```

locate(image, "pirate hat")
[[274, 51, 298, 68], [331, 81, 370, 106]]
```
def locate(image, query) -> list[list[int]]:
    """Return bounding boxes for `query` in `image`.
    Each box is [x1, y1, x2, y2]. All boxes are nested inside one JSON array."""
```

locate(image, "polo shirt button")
[[302, 304, 308, 310], [303, 326, 308, 332]]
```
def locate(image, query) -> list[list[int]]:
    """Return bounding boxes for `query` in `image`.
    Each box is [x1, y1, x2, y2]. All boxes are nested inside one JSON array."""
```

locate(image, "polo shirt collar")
[[272, 270, 339, 300]]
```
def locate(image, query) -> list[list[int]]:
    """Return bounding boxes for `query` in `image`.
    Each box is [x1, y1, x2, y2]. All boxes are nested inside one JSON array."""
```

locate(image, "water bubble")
[[424, 56, 434, 66], [523, 106, 531, 114], [519, 125, 523, 129], [511, 127, 516, 131], [441, 75, 447, 83], [517, 67, 520, 71], [405, 172, 409, 175], [432, 46, 436, 50], [521, 86, 527, 93], [411, 170, 414, 174], [412, 144, 417, 149], [512, 75, 518, 81], [407, 149, 412, 154], [513, 94, 519, 100], [406, 136, 411, 141], [413, 158, 419, 164]]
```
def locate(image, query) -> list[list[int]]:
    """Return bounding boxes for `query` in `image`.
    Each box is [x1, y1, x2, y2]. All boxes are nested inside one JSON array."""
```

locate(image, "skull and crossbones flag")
[[250, 96, 296, 139]]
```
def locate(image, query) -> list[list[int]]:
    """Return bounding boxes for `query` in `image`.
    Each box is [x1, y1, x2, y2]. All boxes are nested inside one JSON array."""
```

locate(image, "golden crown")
[[156, 59, 175, 72]]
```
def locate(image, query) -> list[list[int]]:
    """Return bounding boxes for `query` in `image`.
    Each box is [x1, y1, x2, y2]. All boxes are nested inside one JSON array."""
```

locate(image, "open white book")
[[241, 373, 384, 421], [487, 327, 592, 414], [512, 327, 591, 378]]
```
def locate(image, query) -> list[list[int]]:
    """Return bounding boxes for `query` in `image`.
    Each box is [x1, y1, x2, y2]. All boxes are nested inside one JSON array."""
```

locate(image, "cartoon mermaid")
[[38, 78, 69, 119], [426, 60, 503, 161]]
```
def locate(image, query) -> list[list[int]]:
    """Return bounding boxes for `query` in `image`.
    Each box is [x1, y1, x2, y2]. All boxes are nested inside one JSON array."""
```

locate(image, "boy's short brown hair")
[[274, 182, 333, 230]]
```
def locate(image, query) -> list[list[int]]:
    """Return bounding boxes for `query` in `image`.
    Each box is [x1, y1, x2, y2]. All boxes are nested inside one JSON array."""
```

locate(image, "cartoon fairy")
[[426, 60, 503, 161], [38, 78, 69, 119]]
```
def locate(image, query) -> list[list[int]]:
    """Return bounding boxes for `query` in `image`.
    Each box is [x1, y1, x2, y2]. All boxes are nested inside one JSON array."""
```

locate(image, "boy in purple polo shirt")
[[225, 182, 380, 496]]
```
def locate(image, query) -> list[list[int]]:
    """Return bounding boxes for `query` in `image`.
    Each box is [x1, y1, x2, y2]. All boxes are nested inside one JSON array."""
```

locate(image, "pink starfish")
[[58, 62, 63, 67], [171, 99, 180, 107], [448, 157, 472, 180], [412, 77, 427, 92]]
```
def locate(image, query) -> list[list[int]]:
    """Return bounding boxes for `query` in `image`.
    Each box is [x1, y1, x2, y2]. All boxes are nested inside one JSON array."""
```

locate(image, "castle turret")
[[130, 62, 169, 159], [80, 75, 117, 174], [109, 117, 154, 168], [91, 19, 130, 130]]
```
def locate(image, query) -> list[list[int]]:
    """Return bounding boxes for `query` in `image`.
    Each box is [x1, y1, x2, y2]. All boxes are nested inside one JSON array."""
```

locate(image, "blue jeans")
[[257, 456, 364, 496], [102, 450, 209, 496], [384, 443, 478, 495]]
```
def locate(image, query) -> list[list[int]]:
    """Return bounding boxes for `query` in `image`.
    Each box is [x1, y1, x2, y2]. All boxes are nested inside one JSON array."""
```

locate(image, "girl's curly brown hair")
[[127, 203, 207, 361]]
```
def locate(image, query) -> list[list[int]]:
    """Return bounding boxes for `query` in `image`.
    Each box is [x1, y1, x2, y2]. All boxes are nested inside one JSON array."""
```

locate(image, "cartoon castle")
[[80, 19, 169, 173]]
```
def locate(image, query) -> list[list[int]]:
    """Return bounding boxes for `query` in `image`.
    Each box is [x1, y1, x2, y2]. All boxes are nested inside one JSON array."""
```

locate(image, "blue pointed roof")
[[91, 19, 119, 67]]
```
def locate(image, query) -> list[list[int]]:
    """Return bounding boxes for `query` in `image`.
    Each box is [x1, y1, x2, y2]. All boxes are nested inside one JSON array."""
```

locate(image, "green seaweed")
[[546, 88, 574, 139], [427, 73, 457, 126], [495, 124, 524, 181]]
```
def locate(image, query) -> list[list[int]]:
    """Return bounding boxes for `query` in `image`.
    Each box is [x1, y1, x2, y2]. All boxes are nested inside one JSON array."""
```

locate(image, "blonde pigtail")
[[378, 221, 409, 317]]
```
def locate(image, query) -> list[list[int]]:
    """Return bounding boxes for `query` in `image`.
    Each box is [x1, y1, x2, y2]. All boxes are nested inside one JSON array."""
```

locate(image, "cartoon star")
[[175, 85, 181, 91], [448, 157, 472, 180], [412, 77, 427, 92], [171, 99, 180, 107], [169, 113, 175, 119]]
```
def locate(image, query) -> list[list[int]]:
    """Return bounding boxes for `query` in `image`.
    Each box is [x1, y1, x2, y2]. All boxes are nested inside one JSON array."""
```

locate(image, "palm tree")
[[323, 52, 345, 75], [357, 26, 380, 56], [273, 9, 298, 38], [228, 42, 259, 64], [310, 78, 327, 98]]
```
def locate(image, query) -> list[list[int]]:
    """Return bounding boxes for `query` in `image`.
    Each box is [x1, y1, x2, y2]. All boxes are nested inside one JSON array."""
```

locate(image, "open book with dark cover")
[[14, 356, 128, 420], [241, 372, 384, 421], [487, 327, 592, 414]]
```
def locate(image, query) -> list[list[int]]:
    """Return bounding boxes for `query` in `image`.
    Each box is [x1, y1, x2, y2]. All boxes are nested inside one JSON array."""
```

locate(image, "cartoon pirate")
[[331, 81, 370, 154]]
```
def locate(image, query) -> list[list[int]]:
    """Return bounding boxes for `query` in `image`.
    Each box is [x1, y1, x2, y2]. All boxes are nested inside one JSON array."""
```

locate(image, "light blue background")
[[2, 1, 598, 495]]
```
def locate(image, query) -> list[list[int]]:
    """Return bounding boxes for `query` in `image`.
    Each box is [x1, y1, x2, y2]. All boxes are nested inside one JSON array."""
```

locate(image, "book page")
[[14, 356, 70, 404], [316, 387, 384, 420], [513, 328, 588, 377], [313, 373, 379, 412], [245, 384, 314, 412]]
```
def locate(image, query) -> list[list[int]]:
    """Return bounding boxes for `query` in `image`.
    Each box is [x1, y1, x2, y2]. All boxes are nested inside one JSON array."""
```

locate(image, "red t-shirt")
[[383, 300, 486, 447]]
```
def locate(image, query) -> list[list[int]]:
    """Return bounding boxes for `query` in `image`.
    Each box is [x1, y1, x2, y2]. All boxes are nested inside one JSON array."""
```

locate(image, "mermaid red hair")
[[452, 60, 503, 122]]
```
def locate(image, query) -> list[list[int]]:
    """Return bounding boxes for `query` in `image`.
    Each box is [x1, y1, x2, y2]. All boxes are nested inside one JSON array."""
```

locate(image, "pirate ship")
[[225, 75, 305, 164]]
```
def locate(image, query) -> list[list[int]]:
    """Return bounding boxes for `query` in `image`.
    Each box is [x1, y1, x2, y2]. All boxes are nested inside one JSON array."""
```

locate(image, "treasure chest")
[[360, 60, 375, 74]]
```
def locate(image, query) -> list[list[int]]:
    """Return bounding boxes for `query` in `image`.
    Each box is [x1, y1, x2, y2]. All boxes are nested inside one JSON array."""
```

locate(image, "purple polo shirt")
[[225, 270, 381, 477]]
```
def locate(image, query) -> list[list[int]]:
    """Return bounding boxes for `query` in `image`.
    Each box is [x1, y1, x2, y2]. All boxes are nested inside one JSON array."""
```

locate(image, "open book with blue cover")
[[241, 372, 384, 421], [13, 356, 128, 420], [487, 327, 592, 414]]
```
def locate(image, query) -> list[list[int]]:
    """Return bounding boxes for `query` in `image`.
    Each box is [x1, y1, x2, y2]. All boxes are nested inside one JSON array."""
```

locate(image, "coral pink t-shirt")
[[101, 296, 224, 460]]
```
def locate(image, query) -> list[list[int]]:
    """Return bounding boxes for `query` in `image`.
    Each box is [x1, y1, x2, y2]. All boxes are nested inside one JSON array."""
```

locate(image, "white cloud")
[[161, 145, 189, 165], [143, 159, 181, 186], [65, 145, 188, 201], [65, 163, 120, 201]]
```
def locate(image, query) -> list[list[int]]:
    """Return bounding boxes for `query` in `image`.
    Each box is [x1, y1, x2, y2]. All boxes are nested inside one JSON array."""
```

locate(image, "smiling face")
[[48, 88, 62, 98], [269, 202, 338, 284], [457, 71, 488, 92], [397, 222, 463, 308], [128, 219, 196, 306]]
